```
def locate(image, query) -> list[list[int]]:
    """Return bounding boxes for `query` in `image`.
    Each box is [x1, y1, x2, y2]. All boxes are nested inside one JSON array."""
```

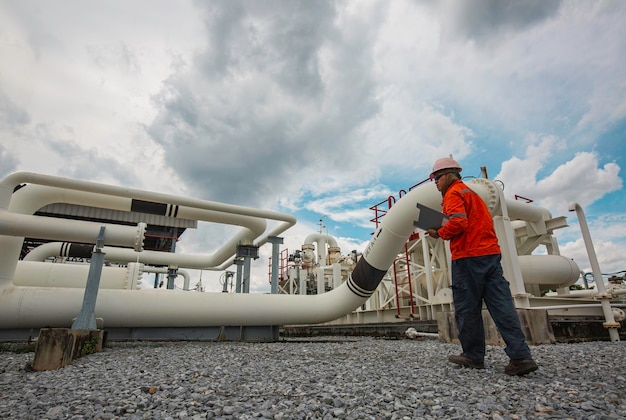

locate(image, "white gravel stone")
[[0, 336, 625, 418]]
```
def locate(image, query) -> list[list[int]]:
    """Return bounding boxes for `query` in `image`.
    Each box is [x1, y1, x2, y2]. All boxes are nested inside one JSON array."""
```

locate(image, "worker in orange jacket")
[[426, 157, 538, 376]]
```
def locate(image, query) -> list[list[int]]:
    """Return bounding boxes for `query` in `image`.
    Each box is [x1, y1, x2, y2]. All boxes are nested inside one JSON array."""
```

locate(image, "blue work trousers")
[[451, 254, 531, 362]]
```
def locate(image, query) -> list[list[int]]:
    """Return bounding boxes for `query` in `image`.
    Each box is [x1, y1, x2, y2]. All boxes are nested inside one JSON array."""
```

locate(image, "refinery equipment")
[[0, 171, 623, 343], [0, 171, 415, 341], [276, 179, 625, 343]]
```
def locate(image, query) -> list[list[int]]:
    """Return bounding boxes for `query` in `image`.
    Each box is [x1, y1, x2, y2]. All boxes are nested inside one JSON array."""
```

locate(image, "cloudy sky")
[[1, 0, 624, 292]]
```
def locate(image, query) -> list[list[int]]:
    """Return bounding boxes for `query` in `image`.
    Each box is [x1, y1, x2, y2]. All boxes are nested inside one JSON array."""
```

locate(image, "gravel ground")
[[1, 336, 625, 419]]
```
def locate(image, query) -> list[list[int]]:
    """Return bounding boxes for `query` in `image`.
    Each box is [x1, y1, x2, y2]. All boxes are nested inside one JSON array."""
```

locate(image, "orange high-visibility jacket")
[[437, 179, 501, 260]]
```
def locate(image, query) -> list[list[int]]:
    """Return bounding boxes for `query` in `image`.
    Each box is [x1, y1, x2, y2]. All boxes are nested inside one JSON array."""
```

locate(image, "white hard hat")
[[430, 157, 462, 179]]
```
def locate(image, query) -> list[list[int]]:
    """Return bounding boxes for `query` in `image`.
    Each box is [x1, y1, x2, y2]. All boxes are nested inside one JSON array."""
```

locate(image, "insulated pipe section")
[[23, 242, 93, 261], [2, 178, 293, 270], [419, 177, 552, 224], [14, 261, 192, 290], [0, 211, 145, 251], [466, 178, 552, 222], [0, 284, 364, 327], [303, 233, 339, 264], [13, 261, 142, 289], [9, 184, 266, 235], [209, 218, 298, 272], [303, 233, 339, 248], [0, 180, 439, 328], [349, 181, 439, 296], [518, 255, 580, 289], [0, 173, 294, 225]]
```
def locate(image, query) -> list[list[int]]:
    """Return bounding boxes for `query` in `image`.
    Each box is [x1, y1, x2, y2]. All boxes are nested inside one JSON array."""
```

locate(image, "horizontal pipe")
[[518, 255, 580, 288], [14, 261, 192, 290], [23, 242, 92, 262], [0, 211, 145, 251], [529, 304, 626, 310], [142, 265, 192, 290], [0, 173, 295, 289], [9, 184, 267, 267], [13, 261, 139, 289], [0, 172, 296, 224], [0, 283, 367, 328], [0, 174, 435, 329]]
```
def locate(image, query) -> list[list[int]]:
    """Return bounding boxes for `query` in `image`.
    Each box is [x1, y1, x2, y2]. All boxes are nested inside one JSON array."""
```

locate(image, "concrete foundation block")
[[437, 309, 555, 346], [32, 328, 104, 371]]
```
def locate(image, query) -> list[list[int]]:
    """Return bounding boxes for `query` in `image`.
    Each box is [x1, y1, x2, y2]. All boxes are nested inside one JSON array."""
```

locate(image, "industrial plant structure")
[[0, 171, 624, 343]]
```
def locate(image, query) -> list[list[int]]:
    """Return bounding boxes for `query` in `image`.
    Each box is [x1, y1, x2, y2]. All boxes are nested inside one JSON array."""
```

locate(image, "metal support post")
[[166, 228, 178, 289], [167, 267, 177, 290], [492, 186, 530, 307], [268, 236, 284, 294], [71, 226, 106, 330], [569, 202, 620, 342], [243, 256, 252, 293], [236, 244, 259, 294], [234, 259, 244, 293]]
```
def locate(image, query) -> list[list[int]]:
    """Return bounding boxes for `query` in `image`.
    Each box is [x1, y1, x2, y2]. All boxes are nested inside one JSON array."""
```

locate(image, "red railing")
[[392, 243, 415, 317], [268, 248, 291, 284], [370, 178, 430, 229], [370, 178, 429, 314]]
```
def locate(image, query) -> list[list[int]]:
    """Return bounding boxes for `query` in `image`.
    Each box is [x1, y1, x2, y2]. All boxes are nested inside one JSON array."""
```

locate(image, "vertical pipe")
[[222, 272, 231, 293], [317, 267, 324, 294], [299, 270, 306, 295], [333, 263, 341, 290], [569, 202, 620, 342]]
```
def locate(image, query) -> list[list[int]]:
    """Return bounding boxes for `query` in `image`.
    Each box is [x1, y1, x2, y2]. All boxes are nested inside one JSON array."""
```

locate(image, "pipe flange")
[[468, 178, 499, 213], [135, 222, 146, 252]]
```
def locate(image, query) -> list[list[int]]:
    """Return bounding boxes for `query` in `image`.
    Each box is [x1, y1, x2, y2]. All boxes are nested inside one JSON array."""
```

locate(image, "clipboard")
[[413, 203, 449, 230]]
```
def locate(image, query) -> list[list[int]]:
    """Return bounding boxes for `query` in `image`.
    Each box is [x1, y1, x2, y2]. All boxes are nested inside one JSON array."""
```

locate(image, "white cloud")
[[1, 0, 625, 296], [559, 237, 626, 277], [0, 0, 204, 191], [495, 138, 622, 215]]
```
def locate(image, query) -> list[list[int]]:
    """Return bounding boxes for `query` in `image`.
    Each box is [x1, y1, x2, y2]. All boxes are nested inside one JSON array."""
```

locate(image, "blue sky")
[[1, 0, 625, 292]]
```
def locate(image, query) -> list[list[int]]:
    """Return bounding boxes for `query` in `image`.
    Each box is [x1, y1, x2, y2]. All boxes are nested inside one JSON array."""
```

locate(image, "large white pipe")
[[304, 233, 338, 248], [0, 172, 295, 224], [0, 173, 578, 330], [505, 198, 552, 222], [0, 175, 434, 329], [418, 177, 553, 224], [22, 242, 193, 289], [0, 285, 366, 327], [10, 184, 267, 234], [23, 242, 93, 262], [13, 261, 140, 289], [304, 233, 339, 264], [8, 184, 267, 268], [14, 261, 192, 291], [0, 173, 296, 290], [0, 211, 145, 251], [518, 255, 580, 288]]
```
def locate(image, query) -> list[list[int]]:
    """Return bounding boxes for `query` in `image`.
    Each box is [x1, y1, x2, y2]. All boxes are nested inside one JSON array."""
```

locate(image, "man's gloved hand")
[[426, 228, 439, 238]]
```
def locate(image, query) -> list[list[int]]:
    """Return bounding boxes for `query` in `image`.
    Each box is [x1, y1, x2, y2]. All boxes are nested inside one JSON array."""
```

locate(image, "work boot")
[[447, 353, 485, 369], [505, 358, 538, 376]]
